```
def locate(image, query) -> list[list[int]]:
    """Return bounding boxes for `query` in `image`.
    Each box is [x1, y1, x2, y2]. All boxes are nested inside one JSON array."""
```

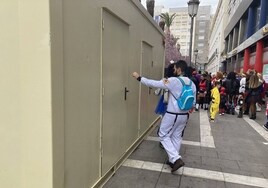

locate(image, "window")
[[253, 2, 261, 33], [179, 28, 188, 32], [198, 43, 204, 47], [199, 14, 206, 19], [199, 21, 205, 26], [199, 29, 205, 33], [198, 36, 205, 40]]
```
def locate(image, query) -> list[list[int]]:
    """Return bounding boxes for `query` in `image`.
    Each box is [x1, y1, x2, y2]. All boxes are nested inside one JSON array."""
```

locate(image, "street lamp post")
[[194, 49, 198, 69], [188, 0, 200, 67]]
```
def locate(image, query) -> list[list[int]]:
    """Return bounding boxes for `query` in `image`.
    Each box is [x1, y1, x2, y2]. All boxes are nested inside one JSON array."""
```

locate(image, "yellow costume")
[[210, 86, 220, 120]]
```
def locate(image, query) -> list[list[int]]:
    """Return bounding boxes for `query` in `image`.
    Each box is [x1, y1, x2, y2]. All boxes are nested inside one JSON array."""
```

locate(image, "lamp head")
[[188, 0, 200, 17]]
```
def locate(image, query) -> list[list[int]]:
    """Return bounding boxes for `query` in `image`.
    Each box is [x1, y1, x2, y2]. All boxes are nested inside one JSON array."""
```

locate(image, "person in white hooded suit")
[[132, 60, 196, 172]]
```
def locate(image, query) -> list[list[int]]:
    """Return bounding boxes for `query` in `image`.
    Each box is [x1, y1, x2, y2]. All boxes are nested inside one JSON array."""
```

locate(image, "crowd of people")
[[132, 60, 268, 174], [191, 68, 268, 130], [163, 62, 268, 129]]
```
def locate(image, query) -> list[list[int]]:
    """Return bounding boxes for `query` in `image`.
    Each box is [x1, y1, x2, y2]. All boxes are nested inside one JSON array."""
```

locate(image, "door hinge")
[[102, 87, 105, 96], [102, 19, 104, 30]]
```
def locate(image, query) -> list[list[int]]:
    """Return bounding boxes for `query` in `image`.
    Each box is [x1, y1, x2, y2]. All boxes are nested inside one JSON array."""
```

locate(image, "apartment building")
[[194, 6, 211, 71], [223, 0, 268, 73], [155, 6, 211, 70], [207, 0, 229, 73]]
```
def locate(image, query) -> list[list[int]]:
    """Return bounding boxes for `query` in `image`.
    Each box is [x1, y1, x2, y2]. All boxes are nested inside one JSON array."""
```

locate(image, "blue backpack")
[[175, 77, 195, 111]]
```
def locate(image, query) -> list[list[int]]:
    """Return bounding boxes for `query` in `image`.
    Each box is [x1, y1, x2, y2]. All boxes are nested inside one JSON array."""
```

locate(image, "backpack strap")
[[177, 77, 192, 86], [169, 77, 184, 100], [170, 77, 192, 100]]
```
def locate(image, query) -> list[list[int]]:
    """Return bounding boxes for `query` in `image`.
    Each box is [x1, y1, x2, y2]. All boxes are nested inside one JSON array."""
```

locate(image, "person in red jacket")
[[195, 74, 210, 111]]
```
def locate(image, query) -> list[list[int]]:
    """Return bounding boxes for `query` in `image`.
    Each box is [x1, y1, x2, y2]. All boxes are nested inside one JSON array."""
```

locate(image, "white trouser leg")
[[158, 113, 188, 163], [171, 120, 187, 155]]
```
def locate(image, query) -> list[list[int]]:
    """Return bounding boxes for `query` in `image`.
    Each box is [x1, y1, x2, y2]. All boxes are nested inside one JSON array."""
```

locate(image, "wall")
[[0, 1, 53, 188], [0, 0, 165, 188], [60, 0, 164, 187]]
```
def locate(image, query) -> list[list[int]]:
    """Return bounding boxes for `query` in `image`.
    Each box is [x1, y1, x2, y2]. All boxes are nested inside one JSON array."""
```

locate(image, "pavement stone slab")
[[185, 147, 202, 156], [200, 147, 219, 158], [237, 161, 268, 174], [202, 156, 240, 171], [128, 140, 167, 163], [181, 154, 202, 167], [183, 114, 201, 142], [225, 182, 262, 188], [220, 167, 265, 179], [155, 172, 181, 188], [179, 175, 226, 188], [104, 166, 160, 188]]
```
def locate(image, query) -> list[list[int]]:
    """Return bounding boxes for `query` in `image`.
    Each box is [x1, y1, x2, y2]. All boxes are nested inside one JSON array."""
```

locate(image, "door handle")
[[149, 87, 152, 95], [124, 87, 129, 100]]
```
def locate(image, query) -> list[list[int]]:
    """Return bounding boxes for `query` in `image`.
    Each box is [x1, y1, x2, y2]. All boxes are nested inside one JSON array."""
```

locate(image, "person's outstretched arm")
[[132, 72, 170, 89]]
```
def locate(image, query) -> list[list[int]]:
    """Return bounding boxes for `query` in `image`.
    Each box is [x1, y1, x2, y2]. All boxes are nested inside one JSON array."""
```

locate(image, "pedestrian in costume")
[[245, 73, 262, 119], [243, 69, 255, 115], [132, 60, 196, 172], [222, 71, 239, 115], [210, 81, 221, 122], [195, 73, 210, 111]]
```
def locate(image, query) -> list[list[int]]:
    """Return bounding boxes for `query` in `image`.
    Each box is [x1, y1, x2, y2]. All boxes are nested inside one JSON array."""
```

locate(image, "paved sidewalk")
[[104, 108, 268, 188]]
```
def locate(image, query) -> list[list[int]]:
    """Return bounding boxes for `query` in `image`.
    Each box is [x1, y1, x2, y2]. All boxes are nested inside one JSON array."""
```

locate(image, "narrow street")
[[105, 109, 268, 188]]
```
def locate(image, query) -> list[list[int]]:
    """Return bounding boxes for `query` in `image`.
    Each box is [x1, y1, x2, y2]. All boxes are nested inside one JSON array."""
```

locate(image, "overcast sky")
[[141, 0, 219, 14]]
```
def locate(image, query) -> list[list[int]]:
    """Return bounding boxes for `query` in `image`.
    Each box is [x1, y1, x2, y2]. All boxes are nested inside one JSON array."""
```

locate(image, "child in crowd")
[[210, 81, 221, 122]]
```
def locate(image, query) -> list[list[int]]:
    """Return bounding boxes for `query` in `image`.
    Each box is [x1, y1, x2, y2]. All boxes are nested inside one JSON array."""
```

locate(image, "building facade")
[[169, 7, 191, 57], [155, 6, 211, 70], [207, 0, 229, 74], [223, 0, 268, 74], [194, 6, 212, 71]]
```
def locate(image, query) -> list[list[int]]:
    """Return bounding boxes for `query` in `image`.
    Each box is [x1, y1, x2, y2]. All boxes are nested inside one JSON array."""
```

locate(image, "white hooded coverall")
[[140, 76, 196, 163]]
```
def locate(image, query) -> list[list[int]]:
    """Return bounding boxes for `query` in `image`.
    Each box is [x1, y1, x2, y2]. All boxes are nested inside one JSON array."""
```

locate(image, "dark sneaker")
[[263, 125, 268, 131], [166, 160, 174, 168], [171, 158, 185, 172]]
